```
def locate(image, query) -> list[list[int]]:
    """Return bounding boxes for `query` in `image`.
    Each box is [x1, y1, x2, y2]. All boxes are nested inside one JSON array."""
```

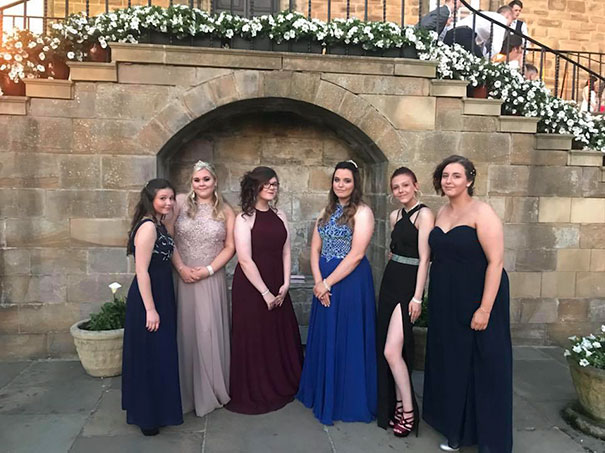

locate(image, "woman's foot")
[[140, 427, 159, 436], [393, 409, 415, 438], [439, 441, 460, 451], [389, 400, 403, 427]]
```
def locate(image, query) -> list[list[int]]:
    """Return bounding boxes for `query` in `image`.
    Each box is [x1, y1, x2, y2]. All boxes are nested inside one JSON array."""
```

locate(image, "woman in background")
[[122, 178, 183, 436]]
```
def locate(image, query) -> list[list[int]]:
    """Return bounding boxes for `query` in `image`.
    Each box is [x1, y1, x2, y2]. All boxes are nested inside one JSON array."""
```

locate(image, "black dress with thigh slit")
[[376, 204, 425, 429]]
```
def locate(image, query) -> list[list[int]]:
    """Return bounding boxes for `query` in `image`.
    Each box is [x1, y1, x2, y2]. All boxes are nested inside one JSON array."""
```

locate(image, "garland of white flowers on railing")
[[1, 5, 604, 151]]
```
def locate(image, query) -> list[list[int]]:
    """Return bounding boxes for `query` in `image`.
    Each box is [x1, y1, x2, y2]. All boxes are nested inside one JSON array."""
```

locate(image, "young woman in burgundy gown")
[[226, 166, 303, 414], [376, 167, 434, 437], [423, 155, 512, 453]]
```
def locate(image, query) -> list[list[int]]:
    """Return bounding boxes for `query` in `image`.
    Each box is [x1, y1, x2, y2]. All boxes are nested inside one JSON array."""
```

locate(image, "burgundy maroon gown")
[[226, 208, 303, 414]]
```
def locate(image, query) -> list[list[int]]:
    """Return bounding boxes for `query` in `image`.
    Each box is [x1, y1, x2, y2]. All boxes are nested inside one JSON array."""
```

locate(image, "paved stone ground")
[[1, 346, 604, 453]]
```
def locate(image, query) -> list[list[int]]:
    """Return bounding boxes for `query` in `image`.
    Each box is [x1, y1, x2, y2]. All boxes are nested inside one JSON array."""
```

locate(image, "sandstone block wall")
[[0, 46, 603, 360]]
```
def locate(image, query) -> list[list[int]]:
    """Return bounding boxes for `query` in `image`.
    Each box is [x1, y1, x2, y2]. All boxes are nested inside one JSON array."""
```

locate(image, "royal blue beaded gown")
[[423, 226, 512, 453], [122, 219, 183, 430], [297, 204, 377, 425]]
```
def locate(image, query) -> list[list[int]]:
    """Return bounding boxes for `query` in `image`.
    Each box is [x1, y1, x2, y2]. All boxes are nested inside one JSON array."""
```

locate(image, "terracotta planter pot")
[[567, 357, 605, 423], [470, 84, 489, 98], [70, 319, 124, 377], [0, 74, 26, 96], [413, 326, 427, 371], [88, 42, 111, 62], [47, 59, 70, 80]]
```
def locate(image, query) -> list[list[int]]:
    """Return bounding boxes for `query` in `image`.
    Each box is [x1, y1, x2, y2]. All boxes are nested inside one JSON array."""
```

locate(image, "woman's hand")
[[275, 284, 289, 308], [262, 291, 278, 311], [191, 267, 209, 282], [313, 280, 330, 300], [408, 299, 422, 323], [146, 308, 160, 332], [319, 293, 331, 308], [471, 308, 490, 331], [178, 266, 197, 283]]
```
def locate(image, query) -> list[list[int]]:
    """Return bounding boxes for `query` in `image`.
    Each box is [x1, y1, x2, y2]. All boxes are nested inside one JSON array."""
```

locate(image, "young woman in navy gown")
[[122, 178, 183, 436], [297, 160, 377, 425], [376, 167, 434, 437], [422, 155, 512, 452]]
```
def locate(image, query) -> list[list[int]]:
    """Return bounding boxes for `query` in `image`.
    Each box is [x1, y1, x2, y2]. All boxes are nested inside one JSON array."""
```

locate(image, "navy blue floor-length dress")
[[297, 204, 377, 425], [122, 219, 183, 430], [423, 226, 512, 453]]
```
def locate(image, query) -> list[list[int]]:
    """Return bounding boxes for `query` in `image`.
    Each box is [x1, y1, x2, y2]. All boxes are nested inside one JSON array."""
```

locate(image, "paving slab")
[[0, 362, 31, 389], [513, 358, 576, 403], [69, 432, 205, 453], [0, 414, 87, 453], [204, 401, 331, 453]]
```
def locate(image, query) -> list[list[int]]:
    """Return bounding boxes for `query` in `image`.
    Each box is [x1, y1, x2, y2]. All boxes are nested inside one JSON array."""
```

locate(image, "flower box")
[[251, 36, 272, 51], [172, 36, 193, 46], [149, 31, 172, 45], [272, 41, 290, 52], [230, 36, 251, 50], [290, 39, 323, 54], [191, 35, 221, 48], [327, 44, 364, 56]]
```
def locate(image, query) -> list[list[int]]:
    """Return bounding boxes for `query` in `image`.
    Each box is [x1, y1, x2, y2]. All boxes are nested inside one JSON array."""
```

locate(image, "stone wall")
[[0, 45, 603, 360]]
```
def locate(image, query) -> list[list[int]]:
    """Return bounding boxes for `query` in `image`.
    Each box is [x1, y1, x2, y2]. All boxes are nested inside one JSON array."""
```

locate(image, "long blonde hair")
[[186, 161, 225, 221]]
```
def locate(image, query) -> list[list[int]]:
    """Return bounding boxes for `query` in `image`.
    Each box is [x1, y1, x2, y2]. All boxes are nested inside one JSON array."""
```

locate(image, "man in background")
[[417, 0, 456, 37]]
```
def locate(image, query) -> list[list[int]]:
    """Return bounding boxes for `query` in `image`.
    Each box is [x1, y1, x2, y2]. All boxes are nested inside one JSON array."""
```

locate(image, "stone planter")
[[567, 357, 605, 423], [413, 326, 427, 371], [70, 319, 124, 378]]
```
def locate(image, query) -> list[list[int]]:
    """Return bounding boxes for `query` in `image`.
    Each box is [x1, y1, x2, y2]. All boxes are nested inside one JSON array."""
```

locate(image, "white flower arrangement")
[[565, 325, 605, 370], [1, 6, 604, 151]]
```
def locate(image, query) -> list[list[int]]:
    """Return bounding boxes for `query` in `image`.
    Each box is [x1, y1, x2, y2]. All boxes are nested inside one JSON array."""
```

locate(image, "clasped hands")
[[263, 284, 289, 311], [313, 281, 331, 308], [178, 265, 209, 283]]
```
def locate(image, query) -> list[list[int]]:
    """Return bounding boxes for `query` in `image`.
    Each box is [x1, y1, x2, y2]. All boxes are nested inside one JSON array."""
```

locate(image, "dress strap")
[[128, 218, 157, 250], [406, 203, 426, 219]]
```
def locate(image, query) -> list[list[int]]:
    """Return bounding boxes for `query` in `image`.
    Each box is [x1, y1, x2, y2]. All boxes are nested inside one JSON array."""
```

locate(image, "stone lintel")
[[462, 97, 503, 116], [0, 95, 28, 115], [394, 59, 437, 78], [283, 54, 395, 75], [23, 79, 73, 100], [165, 46, 282, 69], [535, 133, 573, 150], [68, 62, 118, 82], [429, 79, 468, 97], [567, 149, 604, 167], [499, 115, 540, 133], [110, 43, 165, 63]]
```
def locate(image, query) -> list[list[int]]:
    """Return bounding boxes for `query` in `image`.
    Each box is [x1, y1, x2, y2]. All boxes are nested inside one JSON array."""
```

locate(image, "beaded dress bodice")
[[318, 204, 353, 261], [174, 202, 226, 267]]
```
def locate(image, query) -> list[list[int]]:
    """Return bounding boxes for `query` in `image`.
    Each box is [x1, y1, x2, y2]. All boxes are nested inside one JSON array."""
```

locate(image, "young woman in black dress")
[[122, 178, 183, 436], [377, 167, 434, 437], [422, 156, 512, 452]]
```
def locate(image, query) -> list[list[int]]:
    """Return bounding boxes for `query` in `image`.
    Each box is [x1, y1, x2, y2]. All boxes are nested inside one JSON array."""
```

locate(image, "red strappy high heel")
[[393, 409, 418, 438], [389, 400, 403, 427]]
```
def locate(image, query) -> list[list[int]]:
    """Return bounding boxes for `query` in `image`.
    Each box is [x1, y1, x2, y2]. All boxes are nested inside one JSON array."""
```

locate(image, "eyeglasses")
[[262, 182, 280, 189]]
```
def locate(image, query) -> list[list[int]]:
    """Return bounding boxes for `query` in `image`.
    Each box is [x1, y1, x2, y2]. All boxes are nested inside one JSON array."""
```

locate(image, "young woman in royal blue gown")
[[297, 160, 377, 425], [422, 155, 512, 453], [122, 179, 183, 436]]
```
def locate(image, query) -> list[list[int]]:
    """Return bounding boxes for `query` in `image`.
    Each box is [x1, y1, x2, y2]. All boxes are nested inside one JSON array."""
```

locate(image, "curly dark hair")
[[127, 178, 175, 255], [318, 161, 363, 229], [240, 166, 279, 217], [432, 155, 476, 197]]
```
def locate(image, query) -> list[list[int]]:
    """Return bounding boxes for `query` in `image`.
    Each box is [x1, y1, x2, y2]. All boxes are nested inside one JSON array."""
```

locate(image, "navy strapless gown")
[[122, 219, 183, 430], [297, 204, 377, 425], [423, 226, 512, 452]]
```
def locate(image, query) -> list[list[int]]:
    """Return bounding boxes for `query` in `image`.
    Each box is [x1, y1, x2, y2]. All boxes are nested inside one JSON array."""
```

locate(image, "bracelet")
[[479, 306, 491, 315], [260, 289, 270, 296], [322, 279, 331, 292], [411, 297, 422, 304], [206, 265, 214, 276]]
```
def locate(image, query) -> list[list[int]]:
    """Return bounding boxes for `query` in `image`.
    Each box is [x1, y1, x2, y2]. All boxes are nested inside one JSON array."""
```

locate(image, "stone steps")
[[23, 78, 73, 100], [567, 149, 604, 167], [462, 97, 503, 117], [0, 95, 27, 115]]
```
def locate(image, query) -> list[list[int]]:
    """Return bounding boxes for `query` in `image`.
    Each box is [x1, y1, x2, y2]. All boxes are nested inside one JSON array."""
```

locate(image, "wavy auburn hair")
[[127, 178, 175, 255], [239, 166, 279, 217], [318, 161, 363, 229], [185, 161, 226, 221]]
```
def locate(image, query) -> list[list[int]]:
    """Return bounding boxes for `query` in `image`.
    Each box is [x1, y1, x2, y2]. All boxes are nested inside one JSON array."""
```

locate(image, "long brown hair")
[[318, 160, 363, 229], [127, 178, 175, 255], [239, 166, 279, 217], [185, 161, 226, 221]]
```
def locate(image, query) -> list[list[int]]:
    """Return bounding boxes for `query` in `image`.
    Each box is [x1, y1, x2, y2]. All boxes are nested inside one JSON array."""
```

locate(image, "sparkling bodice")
[[174, 202, 226, 267], [318, 204, 353, 261]]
